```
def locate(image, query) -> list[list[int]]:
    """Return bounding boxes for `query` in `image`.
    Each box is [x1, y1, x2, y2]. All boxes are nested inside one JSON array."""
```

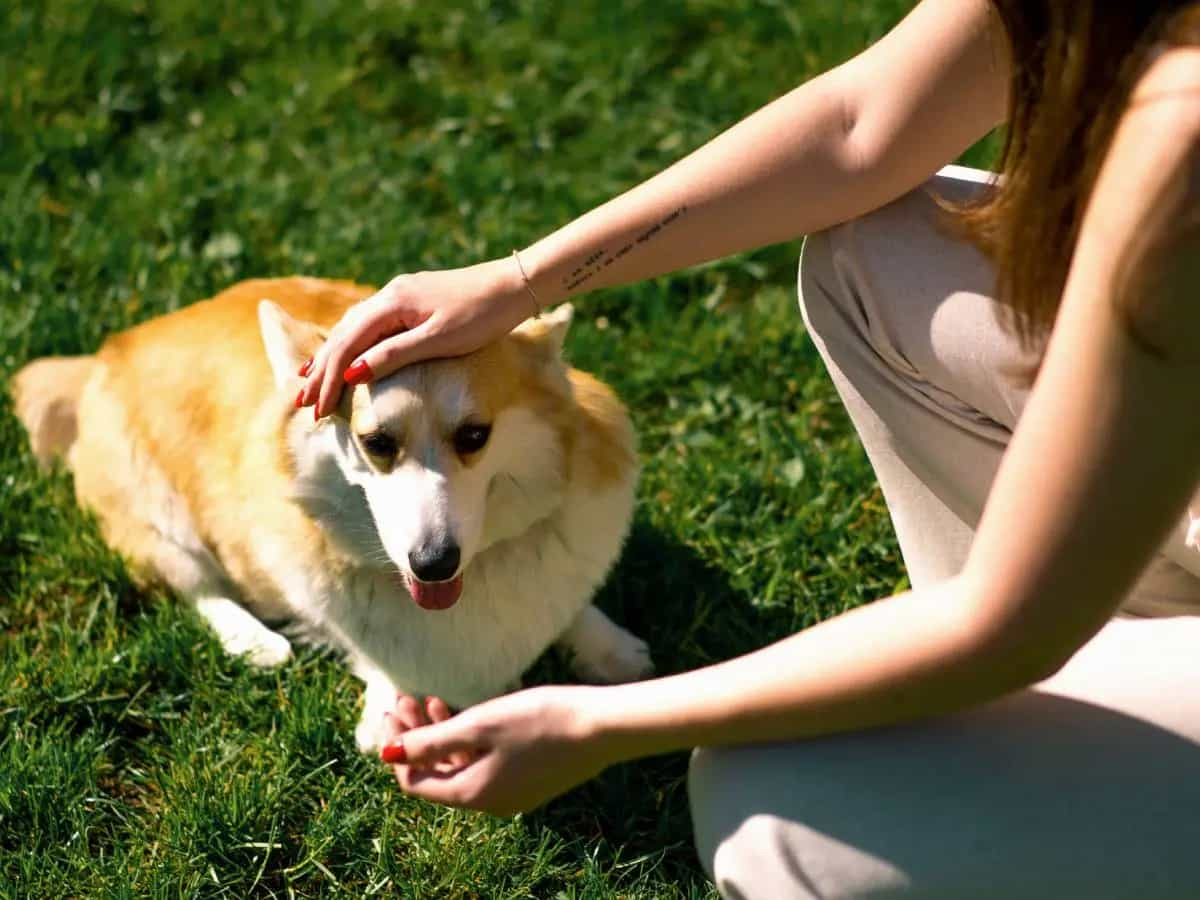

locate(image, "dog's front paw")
[[572, 631, 654, 684], [225, 627, 293, 668], [354, 682, 398, 754], [195, 596, 294, 668], [355, 711, 391, 755]]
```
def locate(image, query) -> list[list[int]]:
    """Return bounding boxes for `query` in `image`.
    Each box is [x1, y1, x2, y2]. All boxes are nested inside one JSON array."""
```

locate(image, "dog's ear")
[[513, 303, 572, 356], [258, 300, 326, 390]]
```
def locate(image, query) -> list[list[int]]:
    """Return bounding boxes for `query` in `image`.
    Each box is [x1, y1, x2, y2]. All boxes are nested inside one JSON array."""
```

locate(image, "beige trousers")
[[688, 166, 1200, 899]]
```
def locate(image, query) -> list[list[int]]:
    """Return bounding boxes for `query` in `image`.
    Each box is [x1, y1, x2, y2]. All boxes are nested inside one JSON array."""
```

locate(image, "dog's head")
[[258, 300, 574, 611]]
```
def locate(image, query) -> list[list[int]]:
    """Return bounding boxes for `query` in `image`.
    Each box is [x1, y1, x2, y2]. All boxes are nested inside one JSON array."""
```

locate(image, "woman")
[[299, 1, 1200, 895]]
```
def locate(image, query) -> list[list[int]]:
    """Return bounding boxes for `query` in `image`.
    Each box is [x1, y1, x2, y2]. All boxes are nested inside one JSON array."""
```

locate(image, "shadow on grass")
[[522, 515, 801, 892]]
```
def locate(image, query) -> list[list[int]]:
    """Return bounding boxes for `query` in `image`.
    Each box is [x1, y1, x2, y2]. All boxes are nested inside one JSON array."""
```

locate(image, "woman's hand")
[[300, 257, 539, 418], [379, 686, 616, 817]]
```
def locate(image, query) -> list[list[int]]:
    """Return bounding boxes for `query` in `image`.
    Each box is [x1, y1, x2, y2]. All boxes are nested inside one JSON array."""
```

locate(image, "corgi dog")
[[13, 277, 652, 751]]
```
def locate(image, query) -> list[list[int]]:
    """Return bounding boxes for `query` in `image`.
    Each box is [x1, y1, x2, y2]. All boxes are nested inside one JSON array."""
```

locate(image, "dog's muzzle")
[[404, 540, 463, 610]]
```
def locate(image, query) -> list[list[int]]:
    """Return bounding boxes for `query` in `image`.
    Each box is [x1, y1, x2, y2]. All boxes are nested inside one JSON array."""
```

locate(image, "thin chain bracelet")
[[511, 249, 543, 319]]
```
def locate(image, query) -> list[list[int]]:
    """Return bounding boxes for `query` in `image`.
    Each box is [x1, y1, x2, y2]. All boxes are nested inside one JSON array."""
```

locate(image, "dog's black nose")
[[409, 541, 461, 583]]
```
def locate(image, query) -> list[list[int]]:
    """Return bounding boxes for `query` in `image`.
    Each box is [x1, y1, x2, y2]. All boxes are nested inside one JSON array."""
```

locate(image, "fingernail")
[[313, 404, 320, 422], [343, 360, 372, 386], [295, 389, 304, 409], [380, 743, 407, 765], [298, 357, 313, 377]]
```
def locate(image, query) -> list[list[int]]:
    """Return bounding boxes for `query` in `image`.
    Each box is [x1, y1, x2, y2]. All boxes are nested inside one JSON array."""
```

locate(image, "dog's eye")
[[359, 430, 398, 459], [453, 423, 491, 455]]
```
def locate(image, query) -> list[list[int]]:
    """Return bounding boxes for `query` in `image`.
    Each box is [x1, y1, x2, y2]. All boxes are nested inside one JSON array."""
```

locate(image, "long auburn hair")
[[955, 1, 1200, 351]]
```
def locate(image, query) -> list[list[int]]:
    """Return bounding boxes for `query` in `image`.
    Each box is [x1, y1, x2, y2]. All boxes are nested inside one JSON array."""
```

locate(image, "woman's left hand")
[[380, 686, 615, 816]]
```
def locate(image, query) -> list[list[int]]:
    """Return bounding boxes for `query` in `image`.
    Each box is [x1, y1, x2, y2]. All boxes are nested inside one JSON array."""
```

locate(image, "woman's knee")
[[687, 746, 730, 881], [797, 172, 989, 355], [689, 744, 905, 900], [689, 690, 1200, 900], [796, 224, 849, 346], [796, 205, 896, 364], [689, 745, 804, 899]]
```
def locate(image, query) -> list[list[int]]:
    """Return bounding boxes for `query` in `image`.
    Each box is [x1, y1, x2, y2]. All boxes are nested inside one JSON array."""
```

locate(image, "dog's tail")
[[11, 355, 96, 466]]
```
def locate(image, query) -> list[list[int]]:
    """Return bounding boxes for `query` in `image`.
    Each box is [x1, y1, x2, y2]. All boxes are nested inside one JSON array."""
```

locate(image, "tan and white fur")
[[13, 277, 652, 751]]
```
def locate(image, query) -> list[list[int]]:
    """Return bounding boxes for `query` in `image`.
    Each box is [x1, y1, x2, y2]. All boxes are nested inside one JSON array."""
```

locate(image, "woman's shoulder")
[[1079, 47, 1200, 363], [1121, 46, 1200, 239], [1128, 46, 1200, 137]]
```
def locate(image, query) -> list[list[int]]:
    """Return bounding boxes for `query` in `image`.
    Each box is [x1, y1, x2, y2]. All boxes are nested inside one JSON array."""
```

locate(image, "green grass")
[[0, 1, 998, 896]]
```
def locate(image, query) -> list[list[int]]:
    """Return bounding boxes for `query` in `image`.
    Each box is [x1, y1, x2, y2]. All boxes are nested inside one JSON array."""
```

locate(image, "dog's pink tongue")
[[409, 575, 463, 610]]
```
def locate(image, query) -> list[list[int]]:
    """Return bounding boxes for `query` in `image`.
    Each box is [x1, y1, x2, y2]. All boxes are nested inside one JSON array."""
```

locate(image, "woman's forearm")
[[518, 71, 863, 303], [519, 0, 1006, 306], [583, 577, 1055, 762]]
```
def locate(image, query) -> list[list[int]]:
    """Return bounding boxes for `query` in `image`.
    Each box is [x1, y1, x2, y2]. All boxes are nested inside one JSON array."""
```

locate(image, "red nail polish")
[[298, 358, 313, 377], [314, 404, 320, 422], [344, 360, 372, 385], [295, 389, 304, 409], [380, 743, 407, 765]]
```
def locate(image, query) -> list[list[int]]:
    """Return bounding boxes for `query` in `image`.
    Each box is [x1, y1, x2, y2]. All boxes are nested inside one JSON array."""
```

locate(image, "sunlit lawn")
[[0, 1, 997, 895]]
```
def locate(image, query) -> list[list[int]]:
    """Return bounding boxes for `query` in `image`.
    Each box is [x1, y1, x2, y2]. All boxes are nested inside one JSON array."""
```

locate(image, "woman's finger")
[[313, 325, 374, 419], [393, 693, 431, 730], [354, 324, 443, 383], [305, 298, 389, 417], [382, 694, 467, 772], [298, 339, 339, 414], [381, 694, 435, 767], [425, 696, 451, 723], [395, 758, 489, 810], [296, 350, 325, 411], [424, 696, 475, 768], [299, 309, 361, 411], [380, 711, 406, 748], [423, 695, 465, 771], [394, 715, 484, 770]]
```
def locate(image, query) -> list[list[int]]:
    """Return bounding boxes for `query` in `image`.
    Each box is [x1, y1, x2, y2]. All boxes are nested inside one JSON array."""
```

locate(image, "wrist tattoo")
[[561, 205, 689, 293]]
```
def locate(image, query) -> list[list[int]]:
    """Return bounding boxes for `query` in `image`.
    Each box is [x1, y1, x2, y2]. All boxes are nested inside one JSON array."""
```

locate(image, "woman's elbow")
[[951, 576, 1099, 696]]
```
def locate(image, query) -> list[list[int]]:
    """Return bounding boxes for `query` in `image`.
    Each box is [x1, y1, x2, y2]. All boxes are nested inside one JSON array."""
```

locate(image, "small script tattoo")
[[561, 205, 689, 293]]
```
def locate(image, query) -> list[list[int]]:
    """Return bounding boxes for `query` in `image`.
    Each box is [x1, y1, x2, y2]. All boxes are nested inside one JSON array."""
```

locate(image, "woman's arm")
[[304, 0, 1007, 415], [585, 48, 1200, 760], [386, 51, 1200, 815], [517, 0, 1007, 301]]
